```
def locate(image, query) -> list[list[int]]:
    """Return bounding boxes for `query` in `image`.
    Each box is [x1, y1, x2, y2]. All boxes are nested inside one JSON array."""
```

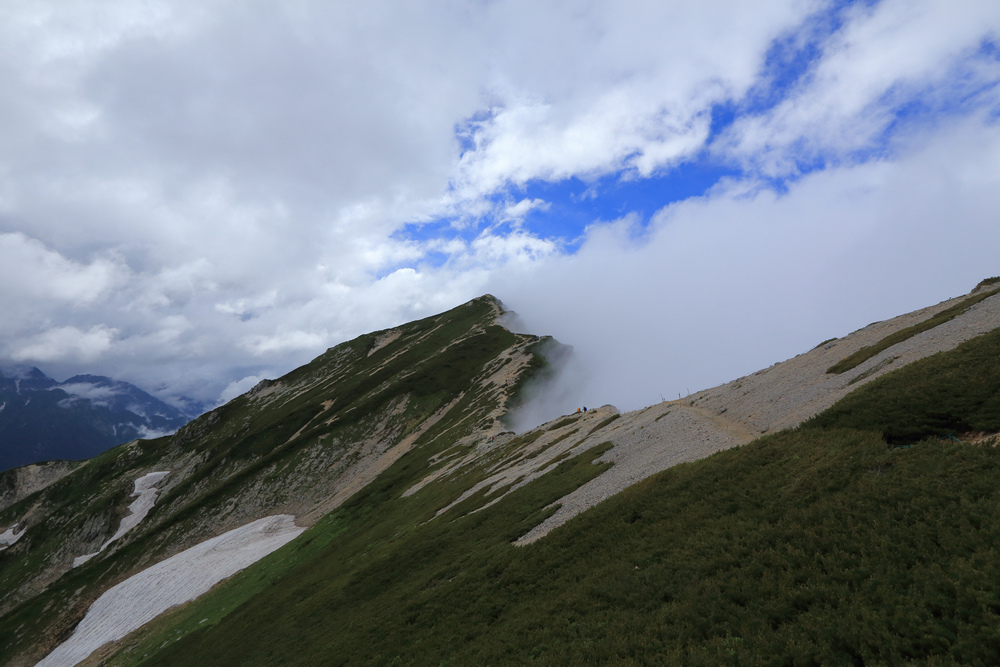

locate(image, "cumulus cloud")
[[500, 198, 550, 224], [215, 291, 278, 320], [0, 0, 996, 418], [719, 0, 1000, 175], [0, 233, 124, 306], [241, 329, 328, 357], [492, 113, 1000, 422], [10, 325, 117, 363], [447, 0, 810, 203]]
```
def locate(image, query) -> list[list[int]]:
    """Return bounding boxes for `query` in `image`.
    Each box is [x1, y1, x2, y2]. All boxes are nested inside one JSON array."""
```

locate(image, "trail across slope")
[[513, 288, 1000, 542]]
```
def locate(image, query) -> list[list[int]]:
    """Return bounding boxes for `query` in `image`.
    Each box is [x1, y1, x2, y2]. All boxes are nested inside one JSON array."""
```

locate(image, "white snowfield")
[[38, 514, 305, 667], [0, 524, 25, 550], [74, 471, 170, 567]]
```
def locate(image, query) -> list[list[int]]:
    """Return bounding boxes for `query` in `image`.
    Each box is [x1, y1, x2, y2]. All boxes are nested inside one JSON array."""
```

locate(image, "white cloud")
[[469, 231, 558, 268], [0, 232, 124, 306], [55, 381, 123, 410], [241, 329, 328, 357], [10, 325, 117, 363], [490, 113, 1000, 422], [448, 1, 813, 203], [719, 0, 1000, 174], [215, 291, 277, 319], [0, 0, 996, 418], [500, 198, 550, 224], [57, 383, 118, 402]]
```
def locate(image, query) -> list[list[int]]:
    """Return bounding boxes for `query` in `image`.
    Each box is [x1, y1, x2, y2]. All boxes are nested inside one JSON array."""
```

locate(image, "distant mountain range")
[[0, 366, 198, 472]]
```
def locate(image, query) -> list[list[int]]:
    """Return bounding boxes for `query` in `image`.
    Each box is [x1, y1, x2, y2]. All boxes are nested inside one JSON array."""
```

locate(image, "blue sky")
[[0, 1, 998, 422], [400, 0, 1000, 265]]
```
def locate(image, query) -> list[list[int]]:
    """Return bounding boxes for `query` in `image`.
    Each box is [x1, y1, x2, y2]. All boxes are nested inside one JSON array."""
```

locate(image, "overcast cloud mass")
[[1, 1, 998, 424]]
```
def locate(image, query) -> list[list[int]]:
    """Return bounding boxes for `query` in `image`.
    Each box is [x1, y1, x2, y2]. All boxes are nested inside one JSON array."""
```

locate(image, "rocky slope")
[[509, 285, 1000, 542]]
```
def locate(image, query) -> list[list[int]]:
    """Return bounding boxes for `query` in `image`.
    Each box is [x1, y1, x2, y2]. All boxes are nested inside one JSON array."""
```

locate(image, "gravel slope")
[[515, 289, 1000, 543]]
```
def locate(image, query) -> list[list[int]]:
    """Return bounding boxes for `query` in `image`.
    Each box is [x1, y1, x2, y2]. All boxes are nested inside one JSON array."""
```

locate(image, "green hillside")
[[0, 295, 550, 664], [808, 327, 1000, 443], [107, 320, 1000, 665], [6, 291, 1000, 666]]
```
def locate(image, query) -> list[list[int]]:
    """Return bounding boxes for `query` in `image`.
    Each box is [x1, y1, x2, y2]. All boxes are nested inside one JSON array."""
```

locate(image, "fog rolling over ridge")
[[499, 335, 584, 432], [487, 132, 1000, 417]]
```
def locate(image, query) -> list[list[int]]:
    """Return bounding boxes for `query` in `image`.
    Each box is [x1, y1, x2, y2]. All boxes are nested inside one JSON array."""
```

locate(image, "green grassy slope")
[[110, 326, 1000, 665], [0, 295, 550, 664], [808, 327, 1000, 443], [0, 436, 176, 650]]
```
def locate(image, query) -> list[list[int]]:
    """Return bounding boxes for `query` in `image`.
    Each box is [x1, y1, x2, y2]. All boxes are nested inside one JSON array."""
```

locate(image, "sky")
[[0, 0, 998, 425]]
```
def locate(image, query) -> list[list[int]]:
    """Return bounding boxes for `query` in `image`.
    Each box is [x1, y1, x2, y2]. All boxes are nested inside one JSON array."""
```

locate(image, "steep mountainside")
[[0, 295, 549, 665], [0, 368, 195, 472], [2, 285, 1000, 665]]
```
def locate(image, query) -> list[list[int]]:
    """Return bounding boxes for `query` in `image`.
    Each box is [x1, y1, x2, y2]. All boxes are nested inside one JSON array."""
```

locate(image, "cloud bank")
[[498, 114, 1000, 423], [0, 1, 997, 423]]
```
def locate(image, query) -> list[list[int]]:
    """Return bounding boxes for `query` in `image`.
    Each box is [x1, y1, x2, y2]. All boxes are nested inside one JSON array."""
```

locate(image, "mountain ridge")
[[0, 295, 554, 664], [1, 286, 999, 665]]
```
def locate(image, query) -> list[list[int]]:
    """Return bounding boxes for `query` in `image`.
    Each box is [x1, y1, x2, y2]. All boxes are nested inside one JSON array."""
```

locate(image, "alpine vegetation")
[[2, 286, 1000, 665]]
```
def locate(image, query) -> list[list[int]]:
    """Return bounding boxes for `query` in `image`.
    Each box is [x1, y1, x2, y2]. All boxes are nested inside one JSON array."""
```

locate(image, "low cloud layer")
[[0, 1, 997, 422], [496, 114, 1000, 423]]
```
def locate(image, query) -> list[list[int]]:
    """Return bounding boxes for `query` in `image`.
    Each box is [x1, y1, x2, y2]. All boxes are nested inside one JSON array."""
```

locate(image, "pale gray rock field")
[[0, 460, 80, 513], [37, 515, 305, 667]]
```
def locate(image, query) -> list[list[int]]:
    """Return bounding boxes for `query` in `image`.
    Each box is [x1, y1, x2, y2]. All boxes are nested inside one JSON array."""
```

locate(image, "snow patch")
[[39, 515, 305, 667], [73, 471, 169, 567], [0, 524, 25, 550]]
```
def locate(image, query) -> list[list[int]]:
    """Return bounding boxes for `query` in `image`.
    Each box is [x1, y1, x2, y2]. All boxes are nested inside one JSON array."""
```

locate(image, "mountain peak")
[[0, 370, 195, 472], [60, 374, 116, 386], [0, 365, 47, 381]]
